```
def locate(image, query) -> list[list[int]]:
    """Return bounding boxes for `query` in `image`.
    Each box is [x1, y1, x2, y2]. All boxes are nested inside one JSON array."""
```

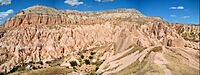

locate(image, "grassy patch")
[[164, 50, 199, 75], [9, 66, 72, 75], [113, 59, 164, 75]]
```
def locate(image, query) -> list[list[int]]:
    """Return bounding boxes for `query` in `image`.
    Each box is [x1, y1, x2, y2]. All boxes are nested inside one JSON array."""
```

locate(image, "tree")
[[84, 59, 90, 65]]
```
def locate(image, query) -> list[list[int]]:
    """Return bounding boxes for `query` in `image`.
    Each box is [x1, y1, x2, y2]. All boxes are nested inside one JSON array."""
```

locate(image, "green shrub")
[[45, 61, 52, 64], [95, 60, 103, 71], [90, 52, 96, 55], [9, 65, 27, 73], [69, 61, 78, 67], [89, 56, 93, 59], [36, 61, 43, 65], [95, 60, 103, 67], [84, 59, 90, 65], [81, 55, 84, 59]]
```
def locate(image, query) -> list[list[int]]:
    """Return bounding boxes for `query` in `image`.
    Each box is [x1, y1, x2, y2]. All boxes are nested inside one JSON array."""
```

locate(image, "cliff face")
[[0, 5, 199, 75]]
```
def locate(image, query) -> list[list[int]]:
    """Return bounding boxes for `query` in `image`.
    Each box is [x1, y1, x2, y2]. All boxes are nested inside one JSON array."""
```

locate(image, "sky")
[[0, 0, 199, 24]]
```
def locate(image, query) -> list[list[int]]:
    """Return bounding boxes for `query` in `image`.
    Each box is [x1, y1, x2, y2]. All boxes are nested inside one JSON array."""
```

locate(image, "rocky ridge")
[[0, 5, 199, 75], [3, 5, 143, 28]]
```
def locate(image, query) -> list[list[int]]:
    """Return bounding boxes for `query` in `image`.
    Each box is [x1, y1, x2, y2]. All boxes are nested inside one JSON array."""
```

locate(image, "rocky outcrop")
[[0, 5, 199, 74], [160, 22, 200, 42]]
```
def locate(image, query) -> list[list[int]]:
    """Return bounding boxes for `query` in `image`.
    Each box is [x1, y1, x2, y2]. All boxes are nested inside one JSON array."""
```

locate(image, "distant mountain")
[[0, 5, 199, 75]]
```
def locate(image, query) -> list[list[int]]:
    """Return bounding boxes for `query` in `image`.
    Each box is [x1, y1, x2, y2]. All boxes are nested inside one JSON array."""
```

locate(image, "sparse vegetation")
[[9, 65, 29, 73], [86, 72, 100, 75], [114, 60, 164, 75], [36, 61, 43, 65], [95, 60, 103, 67], [0, 72, 6, 75], [9, 67, 72, 75], [45, 61, 52, 64], [95, 60, 103, 71], [164, 50, 199, 75]]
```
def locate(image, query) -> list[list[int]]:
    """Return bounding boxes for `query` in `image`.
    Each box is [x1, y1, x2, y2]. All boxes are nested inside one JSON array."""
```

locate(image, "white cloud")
[[95, 0, 114, 2], [0, 0, 11, 6], [181, 16, 190, 19], [0, 9, 14, 18], [169, 7, 177, 9], [169, 6, 184, 10], [64, 0, 84, 6], [170, 15, 176, 18], [177, 6, 184, 9]]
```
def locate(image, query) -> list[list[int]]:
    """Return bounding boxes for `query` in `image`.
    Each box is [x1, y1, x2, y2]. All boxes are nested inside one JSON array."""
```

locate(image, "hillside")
[[0, 5, 199, 75]]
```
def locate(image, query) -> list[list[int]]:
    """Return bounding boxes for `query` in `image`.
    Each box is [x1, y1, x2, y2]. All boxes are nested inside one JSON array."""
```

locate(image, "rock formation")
[[0, 5, 199, 75]]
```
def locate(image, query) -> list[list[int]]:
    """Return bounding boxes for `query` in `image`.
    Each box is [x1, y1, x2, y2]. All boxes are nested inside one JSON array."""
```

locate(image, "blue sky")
[[0, 0, 199, 24]]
